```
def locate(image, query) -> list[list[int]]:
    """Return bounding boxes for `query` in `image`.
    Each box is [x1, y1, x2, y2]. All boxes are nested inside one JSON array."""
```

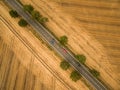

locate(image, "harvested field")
[[0, 15, 69, 90], [54, 0, 120, 79], [54, 0, 120, 67], [19, 0, 120, 89], [0, 1, 89, 90]]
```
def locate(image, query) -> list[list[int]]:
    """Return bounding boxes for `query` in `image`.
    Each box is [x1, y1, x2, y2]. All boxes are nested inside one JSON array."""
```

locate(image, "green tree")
[[18, 19, 28, 27], [75, 54, 86, 64], [31, 10, 41, 20], [59, 35, 68, 45], [90, 69, 100, 78], [70, 71, 81, 82], [38, 17, 48, 23], [60, 61, 70, 70], [23, 4, 34, 13], [9, 10, 19, 18]]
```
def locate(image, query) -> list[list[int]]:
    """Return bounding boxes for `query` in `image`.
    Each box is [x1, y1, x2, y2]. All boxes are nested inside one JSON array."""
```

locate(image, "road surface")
[[5, 0, 107, 90]]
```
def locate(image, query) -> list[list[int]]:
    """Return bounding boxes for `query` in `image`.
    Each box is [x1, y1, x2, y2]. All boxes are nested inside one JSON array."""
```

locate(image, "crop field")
[[0, 40, 71, 90], [55, 0, 120, 66], [52, 0, 120, 88], [19, 0, 120, 89], [0, 1, 89, 90], [54, 0, 120, 85], [0, 17, 69, 90]]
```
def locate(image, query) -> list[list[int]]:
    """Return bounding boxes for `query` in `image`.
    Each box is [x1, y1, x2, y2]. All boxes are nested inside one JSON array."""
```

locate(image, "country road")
[[4, 0, 107, 90]]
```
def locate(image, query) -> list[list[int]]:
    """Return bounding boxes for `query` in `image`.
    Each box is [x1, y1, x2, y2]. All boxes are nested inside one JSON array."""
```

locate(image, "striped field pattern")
[[53, 0, 120, 73], [0, 15, 71, 90], [1, 0, 120, 89], [48, 0, 120, 89]]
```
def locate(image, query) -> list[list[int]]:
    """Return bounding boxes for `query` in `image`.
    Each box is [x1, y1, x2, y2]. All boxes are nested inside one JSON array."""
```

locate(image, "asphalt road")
[[5, 0, 107, 90]]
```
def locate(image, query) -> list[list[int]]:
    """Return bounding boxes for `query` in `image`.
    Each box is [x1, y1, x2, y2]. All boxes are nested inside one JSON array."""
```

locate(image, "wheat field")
[[20, 0, 120, 88], [0, 39, 70, 90], [0, 18, 70, 90], [1, 0, 120, 89], [52, 0, 120, 80], [53, 0, 120, 68], [0, 1, 90, 89]]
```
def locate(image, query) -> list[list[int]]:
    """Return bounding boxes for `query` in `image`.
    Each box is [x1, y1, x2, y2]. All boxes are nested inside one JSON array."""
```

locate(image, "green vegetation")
[[70, 70, 81, 82], [60, 60, 70, 70], [9, 10, 19, 18], [18, 19, 28, 27], [38, 17, 49, 23], [23, 4, 34, 13], [31, 10, 41, 20], [90, 69, 100, 78], [75, 54, 86, 64], [59, 35, 68, 45], [23, 4, 48, 24]]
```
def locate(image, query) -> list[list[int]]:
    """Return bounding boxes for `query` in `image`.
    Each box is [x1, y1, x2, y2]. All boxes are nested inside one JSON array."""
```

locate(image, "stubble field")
[[54, 0, 120, 85], [0, 15, 70, 90], [0, 1, 89, 90], [19, 0, 120, 89], [55, 0, 120, 67]]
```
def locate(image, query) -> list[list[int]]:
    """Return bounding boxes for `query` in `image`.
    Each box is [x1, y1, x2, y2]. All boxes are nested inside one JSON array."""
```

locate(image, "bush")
[[23, 4, 34, 13], [75, 54, 86, 64], [9, 10, 19, 18], [18, 19, 28, 27], [60, 61, 70, 70], [59, 35, 68, 45], [90, 69, 100, 78], [38, 17, 48, 23], [31, 10, 41, 20], [70, 71, 81, 82]]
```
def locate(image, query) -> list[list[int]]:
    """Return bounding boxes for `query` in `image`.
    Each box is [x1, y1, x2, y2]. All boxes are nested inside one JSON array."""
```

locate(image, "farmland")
[[19, 0, 120, 89], [0, 1, 89, 90], [0, 15, 69, 90], [55, 0, 120, 67], [54, 0, 120, 84]]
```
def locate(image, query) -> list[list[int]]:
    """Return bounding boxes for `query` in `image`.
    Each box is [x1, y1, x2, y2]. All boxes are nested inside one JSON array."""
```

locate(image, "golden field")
[[54, 0, 120, 86], [56, 0, 120, 67], [0, 0, 120, 89], [0, 13, 69, 90], [19, 0, 120, 89], [0, 1, 90, 90]]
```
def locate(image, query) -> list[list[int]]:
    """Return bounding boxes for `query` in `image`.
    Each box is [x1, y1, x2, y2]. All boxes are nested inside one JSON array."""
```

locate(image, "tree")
[[70, 71, 81, 82], [18, 19, 28, 27], [59, 35, 68, 45], [9, 10, 19, 18], [38, 17, 48, 23], [23, 4, 34, 13], [75, 54, 86, 64], [60, 61, 70, 70], [90, 69, 100, 78], [31, 10, 41, 20]]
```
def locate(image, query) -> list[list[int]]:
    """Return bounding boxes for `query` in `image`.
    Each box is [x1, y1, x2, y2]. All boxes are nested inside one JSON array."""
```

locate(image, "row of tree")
[[59, 35, 84, 81], [9, 10, 28, 27], [9, 4, 48, 27], [59, 35, 100, 82], [60, 60, 81, 82], [23, 4, 48, 23]]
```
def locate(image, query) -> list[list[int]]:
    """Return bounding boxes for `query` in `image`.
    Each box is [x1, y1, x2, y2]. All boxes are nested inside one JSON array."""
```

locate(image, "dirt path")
[[19, 0, 120, 89]]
